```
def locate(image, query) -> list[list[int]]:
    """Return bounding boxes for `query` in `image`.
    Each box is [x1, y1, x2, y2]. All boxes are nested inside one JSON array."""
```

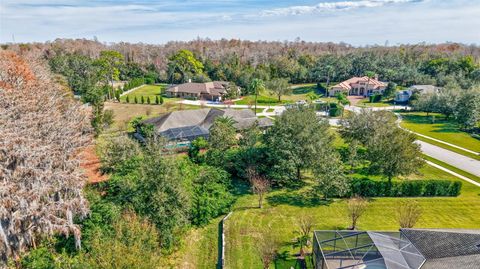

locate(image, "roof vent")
[[476, 243, 480, 249]]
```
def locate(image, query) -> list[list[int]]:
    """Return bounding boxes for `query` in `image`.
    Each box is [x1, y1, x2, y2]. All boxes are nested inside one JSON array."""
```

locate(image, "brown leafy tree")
[[397, 200, 423, 228], [255, 227, 280, 269], [347, 196, 368, 230], [0, 51, 92, 265]]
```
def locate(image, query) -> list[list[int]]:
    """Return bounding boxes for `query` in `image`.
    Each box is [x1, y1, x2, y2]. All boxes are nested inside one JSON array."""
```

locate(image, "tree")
[[384, 82, 397, 98], [412, 93, 438, 116], [188, 137, 208, 164], [155, 95, 159, 104], [96, 50, 125, 93], [267, 78, 291, 101], [250, 78, 265, 114], [141, 95, 145, 104], [347, 196, 368, 230], [0, 51, 92, 265], [167, 49, 205, 83], [339, 110, 394, 144], [97, 134, 141, 173], [208, 117, 237, 150], [191, 166, 234, 226], [247, 168, 271, 209], [255, 228, 280, 269], [455, 88, 480, 130], [397, 200, 422, 228], [160, 96, 164, 105], [224, 82, 240, 100], [313, 151, 349, 200], [146, 96, 151, 104], [85, 211, 162, 269], [265, 107, 334, 184], [436, 86, 459, 119], [294, 215, 314, 259], [115, 90, 121, 102], [126, 95, 130, 103]]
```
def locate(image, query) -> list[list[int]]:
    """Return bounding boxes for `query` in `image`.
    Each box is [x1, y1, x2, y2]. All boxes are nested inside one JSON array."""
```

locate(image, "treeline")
[[5, 39, 480, 92]]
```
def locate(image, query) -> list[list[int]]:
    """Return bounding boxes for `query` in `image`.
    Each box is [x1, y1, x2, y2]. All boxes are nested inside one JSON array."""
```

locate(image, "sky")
[[0, 0, 479, 45]]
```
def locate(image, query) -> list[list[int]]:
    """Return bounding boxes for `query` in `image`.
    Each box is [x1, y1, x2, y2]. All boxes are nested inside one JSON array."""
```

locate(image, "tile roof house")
[[313, 228, 480, 269], [137, 108, 272, 142], [165, 81, 233, 101], [329, 76, 387, 97]]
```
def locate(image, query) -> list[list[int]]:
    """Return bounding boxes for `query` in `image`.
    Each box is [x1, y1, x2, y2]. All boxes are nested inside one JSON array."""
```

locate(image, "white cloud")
[[260, 0, 422, 16]]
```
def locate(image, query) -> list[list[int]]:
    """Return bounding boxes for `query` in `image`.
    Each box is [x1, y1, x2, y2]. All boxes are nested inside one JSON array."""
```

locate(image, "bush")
[[126, 95, 130, 103], [329, 103, 343, 117], [369, 94, 382, 103], [471, 133, 480, 140], [350, 178, 461, 197], [123, 77, 145, 91]]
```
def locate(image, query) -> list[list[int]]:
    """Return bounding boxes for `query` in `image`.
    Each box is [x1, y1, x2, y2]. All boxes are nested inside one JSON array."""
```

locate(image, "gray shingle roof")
[[400, 228, 480, 269], [142, 108, 272, 141]]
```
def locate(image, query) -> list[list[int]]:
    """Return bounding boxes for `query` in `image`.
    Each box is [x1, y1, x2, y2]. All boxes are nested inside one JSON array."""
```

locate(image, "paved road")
[[418, 141, 480, 177]]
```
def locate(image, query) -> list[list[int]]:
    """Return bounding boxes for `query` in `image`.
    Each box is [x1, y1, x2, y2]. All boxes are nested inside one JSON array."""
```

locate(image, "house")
[[137, 108, 272, 143], [313, 228, 480, 269], [329, 76, 387, 97], [165, 81, 235, 101], [394, 85, 441, 103]]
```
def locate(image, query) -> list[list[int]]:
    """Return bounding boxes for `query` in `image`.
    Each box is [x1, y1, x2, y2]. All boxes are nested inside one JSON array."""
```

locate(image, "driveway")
[[418, 141, 480, 177]]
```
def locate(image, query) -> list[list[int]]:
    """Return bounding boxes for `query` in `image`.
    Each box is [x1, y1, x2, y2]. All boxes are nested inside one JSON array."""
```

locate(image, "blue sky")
[[1, 0, 479, 45]]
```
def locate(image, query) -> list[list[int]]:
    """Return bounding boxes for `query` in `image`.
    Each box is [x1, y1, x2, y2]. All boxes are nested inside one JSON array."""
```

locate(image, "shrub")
[[369, 94, 382, 103], [350, 178, 461, 197], [147, 96, 151, 104], [141, 96, 145, 104], [155, 96, 159, 104], [160, 96, 164, 105], [123, 77, 145, 91], [134, 96, 138, 104], [329, 103, 343, 117], [126, 95, 130, 103], [471, 133, 480, 140]]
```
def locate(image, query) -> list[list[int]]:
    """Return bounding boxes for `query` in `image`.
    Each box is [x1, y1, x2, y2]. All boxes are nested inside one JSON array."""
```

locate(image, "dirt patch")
[[80, 145, 108, 184]]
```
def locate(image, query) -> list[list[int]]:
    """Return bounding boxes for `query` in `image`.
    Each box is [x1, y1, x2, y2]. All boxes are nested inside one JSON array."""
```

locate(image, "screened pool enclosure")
[[313, 231, 426, 269]]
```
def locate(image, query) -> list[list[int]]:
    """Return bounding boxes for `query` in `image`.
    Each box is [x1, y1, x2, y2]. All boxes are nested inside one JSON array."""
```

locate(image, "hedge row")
[[350, 178, 462, 197]]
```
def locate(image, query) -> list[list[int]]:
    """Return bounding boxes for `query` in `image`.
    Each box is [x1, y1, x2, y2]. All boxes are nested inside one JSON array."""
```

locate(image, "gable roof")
[[333, 76, 387, 90]]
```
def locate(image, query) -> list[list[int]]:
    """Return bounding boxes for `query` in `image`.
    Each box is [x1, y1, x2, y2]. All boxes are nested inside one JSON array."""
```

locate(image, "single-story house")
[[313, 228, 480, 269], [329, 76, 387, 97], [165, 81, 236, 101], [394, 85, 441, 103], [137, 108, 272, 142]]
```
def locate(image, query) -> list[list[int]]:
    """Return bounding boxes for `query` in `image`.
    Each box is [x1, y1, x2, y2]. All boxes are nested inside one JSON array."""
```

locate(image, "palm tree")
[[250, 79, 265, 115], [364, 71, 375, 97]]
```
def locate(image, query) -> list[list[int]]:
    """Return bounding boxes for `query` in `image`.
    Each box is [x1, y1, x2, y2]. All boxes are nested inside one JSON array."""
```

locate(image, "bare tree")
[[397, 200, 423, 228], [247, 168, 270, 209], [255, 228, 280, 269], [0, 51, 92, 266], [347, 196, 368, 230], [295, 215, 314, 258]]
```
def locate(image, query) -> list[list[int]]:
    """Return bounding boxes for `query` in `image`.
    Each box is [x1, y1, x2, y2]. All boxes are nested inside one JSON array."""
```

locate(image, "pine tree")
[[134, 96, 138, 104], [126, 95, 130, 103], [147, 96, 151, 104], [141, 96, 145, 104], [160, 96, 164, 105], [155, 96, 159, 104]]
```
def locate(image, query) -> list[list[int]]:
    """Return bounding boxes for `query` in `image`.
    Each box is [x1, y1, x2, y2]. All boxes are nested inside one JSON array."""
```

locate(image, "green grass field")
[[223, 164, 480, 269], [120, 84, 176, 103], [357, 98, 392, 107], [400, 112, 480, 155], [235, 83, 335, 106]]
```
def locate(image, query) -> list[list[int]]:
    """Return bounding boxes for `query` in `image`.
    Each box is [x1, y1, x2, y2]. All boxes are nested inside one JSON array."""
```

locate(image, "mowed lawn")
[[357, 98, 393, 107], [120, 84, 174, 103], [224, 165, 480, 269], [400, 112, 480, 153], [235, 83, 337, 106]]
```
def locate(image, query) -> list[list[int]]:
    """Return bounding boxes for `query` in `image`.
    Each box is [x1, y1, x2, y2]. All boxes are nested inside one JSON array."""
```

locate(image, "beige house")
[[329, 76, 387, 97], [165, 81, 232, 101]]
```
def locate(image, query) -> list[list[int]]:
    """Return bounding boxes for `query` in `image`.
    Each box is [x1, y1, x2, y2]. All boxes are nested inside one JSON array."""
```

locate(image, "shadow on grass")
[[267, 190, 332, 207], [292, 86, 316, 95], [403, 114, 461, 134]]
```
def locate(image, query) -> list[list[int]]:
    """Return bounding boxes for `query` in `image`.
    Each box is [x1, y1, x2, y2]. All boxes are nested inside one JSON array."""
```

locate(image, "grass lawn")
[[224, 165, 480, 269], [104, 102, 198, 130], [120, 84, 171, 103], [400, 112, 480, 154], [235, 83, 331, 106], [357, 98, 392, 107], [423, 155, 480, 184]]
